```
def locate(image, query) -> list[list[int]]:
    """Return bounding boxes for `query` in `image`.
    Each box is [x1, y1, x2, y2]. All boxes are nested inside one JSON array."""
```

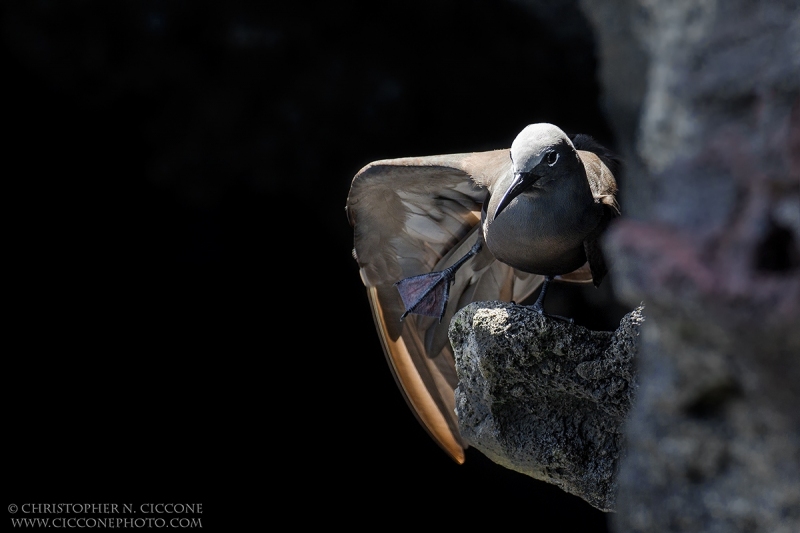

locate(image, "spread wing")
[[345, 150, 546, 463], [577, 148, 620, 286]]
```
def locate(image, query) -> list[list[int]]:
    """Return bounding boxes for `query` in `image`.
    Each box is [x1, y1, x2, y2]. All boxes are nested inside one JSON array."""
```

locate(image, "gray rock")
[[605, 301, 800, 533], [578, 0, 800, 531], [450, 302, 644, 512]]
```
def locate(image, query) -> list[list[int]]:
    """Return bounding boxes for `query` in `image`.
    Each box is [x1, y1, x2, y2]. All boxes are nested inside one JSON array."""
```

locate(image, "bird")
[[345, 123, 619, 464]]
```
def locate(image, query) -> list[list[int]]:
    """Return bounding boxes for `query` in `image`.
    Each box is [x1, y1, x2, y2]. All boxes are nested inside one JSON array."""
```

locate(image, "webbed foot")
[[526, 300, 574, 324], [524, 275, 574, 324], [395, 240, 481, 322]]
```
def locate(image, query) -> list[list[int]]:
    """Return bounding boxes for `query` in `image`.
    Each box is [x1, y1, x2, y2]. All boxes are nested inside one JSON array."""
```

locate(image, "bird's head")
[[494, 123, 578, 219]]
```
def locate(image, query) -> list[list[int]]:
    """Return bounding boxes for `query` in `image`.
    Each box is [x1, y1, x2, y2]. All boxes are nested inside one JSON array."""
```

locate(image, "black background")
[[6, 1, 629, 529]]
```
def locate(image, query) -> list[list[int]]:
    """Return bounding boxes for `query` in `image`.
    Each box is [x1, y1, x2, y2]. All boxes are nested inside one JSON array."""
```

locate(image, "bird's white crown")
[[510, 123, 573, 174]]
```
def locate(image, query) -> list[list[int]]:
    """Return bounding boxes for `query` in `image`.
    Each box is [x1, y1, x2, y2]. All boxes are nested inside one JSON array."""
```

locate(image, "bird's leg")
[[395, 239, 482, 322], [526, 276, 574, 324]]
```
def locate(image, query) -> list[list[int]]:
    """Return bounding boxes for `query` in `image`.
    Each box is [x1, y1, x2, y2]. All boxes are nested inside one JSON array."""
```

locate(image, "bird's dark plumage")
[[345, 123, 619, 463]]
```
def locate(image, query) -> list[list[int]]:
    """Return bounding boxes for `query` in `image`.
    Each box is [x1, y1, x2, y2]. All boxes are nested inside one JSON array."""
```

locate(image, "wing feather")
[[346, 151, 545, 462]]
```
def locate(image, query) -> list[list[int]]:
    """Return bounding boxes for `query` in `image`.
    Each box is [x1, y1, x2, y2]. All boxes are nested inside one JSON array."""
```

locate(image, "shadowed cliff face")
[[579, 1, 800, 531], [5, 1, 618, 530]]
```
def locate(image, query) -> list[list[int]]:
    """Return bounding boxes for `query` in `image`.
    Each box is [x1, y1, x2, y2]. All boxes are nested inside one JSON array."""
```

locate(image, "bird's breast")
[[482, 191, 599, 276]]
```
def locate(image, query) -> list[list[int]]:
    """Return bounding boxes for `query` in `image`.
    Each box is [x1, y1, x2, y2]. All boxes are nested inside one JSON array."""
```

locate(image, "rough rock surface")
[[450, 302, 644, 512], [576, 0, 800, 531]]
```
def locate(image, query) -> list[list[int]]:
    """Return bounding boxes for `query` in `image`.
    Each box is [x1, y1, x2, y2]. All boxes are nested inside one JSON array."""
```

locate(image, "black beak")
[[494, 171, 540, 219]]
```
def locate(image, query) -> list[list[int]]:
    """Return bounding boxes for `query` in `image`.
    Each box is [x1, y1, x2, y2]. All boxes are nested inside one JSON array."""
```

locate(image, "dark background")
[[6, 1, 629, 529]]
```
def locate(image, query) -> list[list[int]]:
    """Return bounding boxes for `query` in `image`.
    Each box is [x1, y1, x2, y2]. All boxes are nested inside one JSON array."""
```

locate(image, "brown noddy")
[[345, 123, 619, 464]]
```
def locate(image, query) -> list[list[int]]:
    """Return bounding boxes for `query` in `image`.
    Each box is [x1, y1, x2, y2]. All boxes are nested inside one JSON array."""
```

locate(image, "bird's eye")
[[546, 151, 559, 167]]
